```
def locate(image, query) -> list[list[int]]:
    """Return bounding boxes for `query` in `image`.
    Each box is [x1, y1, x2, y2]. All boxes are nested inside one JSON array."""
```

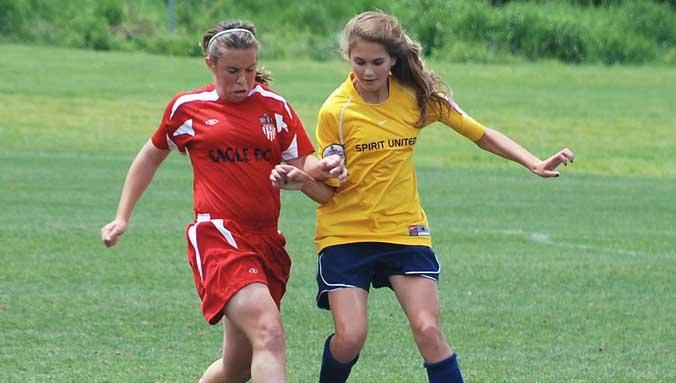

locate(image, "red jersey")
[[151, 83, 314, 229]]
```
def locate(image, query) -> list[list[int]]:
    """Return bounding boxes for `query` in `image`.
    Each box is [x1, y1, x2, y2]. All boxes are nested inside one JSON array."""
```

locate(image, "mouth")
[[231, 89, 249, 98], [222, 88, 250, 103]]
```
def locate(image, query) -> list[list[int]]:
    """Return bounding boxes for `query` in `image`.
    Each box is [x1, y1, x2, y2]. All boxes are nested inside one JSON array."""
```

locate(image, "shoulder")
[[391, 77, 418, 105], [319, 85, 352, 119], [167, 84, 219, 120], [248, 83, 294, 115]]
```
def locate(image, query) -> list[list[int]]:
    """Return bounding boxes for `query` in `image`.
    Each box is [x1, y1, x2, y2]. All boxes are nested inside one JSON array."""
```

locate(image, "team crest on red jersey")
[[259, 114, 276, 141]]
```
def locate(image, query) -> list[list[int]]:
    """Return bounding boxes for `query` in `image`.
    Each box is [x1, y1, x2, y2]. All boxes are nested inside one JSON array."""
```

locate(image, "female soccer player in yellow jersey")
[[271, 10, 574, 383]]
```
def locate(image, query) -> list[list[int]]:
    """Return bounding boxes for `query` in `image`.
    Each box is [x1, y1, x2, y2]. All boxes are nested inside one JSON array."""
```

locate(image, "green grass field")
[[1, 44, 675, 382]]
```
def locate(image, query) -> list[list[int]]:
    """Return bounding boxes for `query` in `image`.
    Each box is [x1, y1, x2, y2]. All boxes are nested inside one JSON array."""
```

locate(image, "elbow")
[[311, 190, 335, 205], [474, 128, 495, 152], [301, 184, 336, 205], [315, 195, 333, 205]]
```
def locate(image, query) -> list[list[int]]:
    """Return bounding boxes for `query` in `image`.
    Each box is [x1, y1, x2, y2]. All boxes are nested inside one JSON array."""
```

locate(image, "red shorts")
[[185, 214, 291, 325]]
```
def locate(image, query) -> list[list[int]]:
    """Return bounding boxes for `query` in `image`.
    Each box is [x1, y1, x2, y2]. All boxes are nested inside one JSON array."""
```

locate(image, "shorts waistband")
[[194, 213, 279, 233]]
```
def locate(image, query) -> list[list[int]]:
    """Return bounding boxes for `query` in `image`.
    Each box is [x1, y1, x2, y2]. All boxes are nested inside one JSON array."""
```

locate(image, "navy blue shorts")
[[316, 242, 440, 310]]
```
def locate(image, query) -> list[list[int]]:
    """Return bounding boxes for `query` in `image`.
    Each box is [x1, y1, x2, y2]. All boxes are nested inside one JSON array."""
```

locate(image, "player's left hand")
[[533, 147, 575, 178], [319, 154, 348, 183], [270, 164, 312, 190]]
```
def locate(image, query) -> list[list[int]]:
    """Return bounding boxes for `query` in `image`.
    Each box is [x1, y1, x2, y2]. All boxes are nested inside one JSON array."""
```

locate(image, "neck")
[[354, 79, 389, 104]]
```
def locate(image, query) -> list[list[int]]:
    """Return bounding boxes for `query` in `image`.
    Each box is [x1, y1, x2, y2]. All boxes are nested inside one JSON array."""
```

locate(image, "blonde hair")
[[201, 20, 271, 84], [341, 11, 450, 126]]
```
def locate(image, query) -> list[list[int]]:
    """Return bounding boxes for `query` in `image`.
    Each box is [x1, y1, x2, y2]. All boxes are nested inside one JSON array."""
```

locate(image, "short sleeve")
[[432, 95, 486, 142], [150, 96, 192, 153], [279, 103, 315, 161], [315, 107, 344, 187]]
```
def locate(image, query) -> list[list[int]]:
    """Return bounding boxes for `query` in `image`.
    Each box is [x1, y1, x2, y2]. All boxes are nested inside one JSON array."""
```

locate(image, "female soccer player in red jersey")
[[101, 20, 345, 383], [272, 10, 574, 383]]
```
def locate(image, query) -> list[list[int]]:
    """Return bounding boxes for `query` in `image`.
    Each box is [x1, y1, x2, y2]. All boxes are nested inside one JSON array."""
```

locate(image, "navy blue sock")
[[424, 353, 464, 383], [319, 334, 359, 383]]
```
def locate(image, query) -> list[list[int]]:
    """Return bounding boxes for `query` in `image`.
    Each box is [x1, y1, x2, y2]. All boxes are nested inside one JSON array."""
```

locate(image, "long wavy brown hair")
[[341, 11, 450, 126]]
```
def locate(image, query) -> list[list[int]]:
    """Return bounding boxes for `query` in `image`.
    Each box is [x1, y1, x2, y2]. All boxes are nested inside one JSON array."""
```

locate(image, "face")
[[348, 39, 396, 99], [206, 47, 258, 103]]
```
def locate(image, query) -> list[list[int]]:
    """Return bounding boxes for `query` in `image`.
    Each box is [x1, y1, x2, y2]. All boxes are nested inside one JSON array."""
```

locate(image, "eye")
[[227, 68, 239, 74], [245, 67, 255, 73], [373, 59, 385, 66], [353, 58, 365, 65]]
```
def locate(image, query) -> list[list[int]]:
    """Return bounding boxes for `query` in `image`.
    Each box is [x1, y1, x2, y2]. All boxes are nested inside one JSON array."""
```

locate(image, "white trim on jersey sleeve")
[[165, 119, 192, 153], [249, 85, 293, 119], [166, 134, 179, 151], [170, 90, 219, 120], [281, 135, 299, 161], [174, 119, 195, 136]]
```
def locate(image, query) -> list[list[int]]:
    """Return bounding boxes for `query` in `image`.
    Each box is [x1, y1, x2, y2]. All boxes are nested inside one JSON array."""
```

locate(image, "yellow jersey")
[[315, 74, 486, 253]]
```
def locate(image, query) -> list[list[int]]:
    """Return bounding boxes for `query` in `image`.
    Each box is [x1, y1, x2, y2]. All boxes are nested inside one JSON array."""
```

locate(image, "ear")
[[205, 56, 215, 71], [390, 56, 397, 68]]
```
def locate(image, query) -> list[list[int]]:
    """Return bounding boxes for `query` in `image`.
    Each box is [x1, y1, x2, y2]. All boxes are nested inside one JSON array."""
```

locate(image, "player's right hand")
[[101, 219, 128, 247]]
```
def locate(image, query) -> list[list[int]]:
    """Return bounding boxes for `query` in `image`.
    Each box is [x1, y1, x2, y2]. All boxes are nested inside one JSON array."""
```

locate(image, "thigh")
[[187, 220, 270, 325], [389, 275, 441, 323], [316, 244, 376, 309], [374, 245, 440, 289], [224, 282, 283, 340], [253, 232, 292, 309], [327, 287, 369, 335]]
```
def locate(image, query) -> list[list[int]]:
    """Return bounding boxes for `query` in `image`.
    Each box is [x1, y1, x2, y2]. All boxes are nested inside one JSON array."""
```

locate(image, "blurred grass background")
[[1, 1, 675, 382], [1, 42, 674, 381]]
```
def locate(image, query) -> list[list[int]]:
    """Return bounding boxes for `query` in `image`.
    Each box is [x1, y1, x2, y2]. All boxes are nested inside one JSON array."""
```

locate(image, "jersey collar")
[[345, 73, 398, 106]]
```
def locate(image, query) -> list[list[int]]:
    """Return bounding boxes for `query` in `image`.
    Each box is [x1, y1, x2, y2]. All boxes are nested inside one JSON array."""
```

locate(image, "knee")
[[333, 326, 367, 356], [411, 318, 444, 347], [252, 317, 286, 354]]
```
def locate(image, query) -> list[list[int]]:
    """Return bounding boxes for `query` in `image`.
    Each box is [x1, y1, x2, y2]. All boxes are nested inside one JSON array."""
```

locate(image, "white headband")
[[207, 28, 256, 50]]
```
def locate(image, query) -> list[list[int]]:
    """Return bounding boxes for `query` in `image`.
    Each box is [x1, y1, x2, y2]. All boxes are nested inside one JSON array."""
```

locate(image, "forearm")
[[114, 141, 168, 222], [300, 177, 336, 204], [298, 155, 329, 181], [476, 128, 541, 172]]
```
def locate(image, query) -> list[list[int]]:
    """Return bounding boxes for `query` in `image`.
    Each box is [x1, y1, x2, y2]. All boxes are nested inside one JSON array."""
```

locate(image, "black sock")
[[424, 353, 464, 383], [319, 334, 359, 383]]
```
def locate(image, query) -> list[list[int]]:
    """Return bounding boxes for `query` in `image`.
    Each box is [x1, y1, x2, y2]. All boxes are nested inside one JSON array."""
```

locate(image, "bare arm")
[[270, 163, 337, 204], [101, 140, 170, 247], [475, 128, 574, 177], [292, 154, 347, 182], [272, 154, 346, 204]]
